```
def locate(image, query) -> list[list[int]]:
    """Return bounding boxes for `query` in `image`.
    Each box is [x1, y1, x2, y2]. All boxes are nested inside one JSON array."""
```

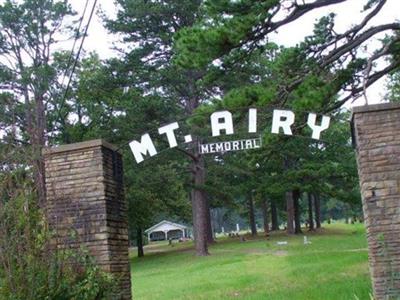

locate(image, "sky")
[[66, 1, 119, 59]]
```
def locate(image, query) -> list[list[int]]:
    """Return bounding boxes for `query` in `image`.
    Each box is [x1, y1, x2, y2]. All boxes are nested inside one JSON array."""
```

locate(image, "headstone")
[[43, 139, 131, 299], [352, 103, 400, 300]]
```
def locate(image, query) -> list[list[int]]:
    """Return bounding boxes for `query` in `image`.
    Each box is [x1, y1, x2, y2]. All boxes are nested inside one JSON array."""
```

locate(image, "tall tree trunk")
[[137, 227, 144, 258], [286, 191, 295, 234], [248, 193, 257, 236], [191, 156, 209, 256], [24, 90, 46, 207], [205, 198, 215, 244], [32, 95, 46, 207], [314, 193, 322, 229], [29, 93, 46, 208], [32, 151, 46, 207], [261, 199, 269, 236], [308, 193, 315, 231], [191, 191, 198, 242], [187, 96, 209, 256], [293, 190, 302, 234], [271, 199, 279, 231]]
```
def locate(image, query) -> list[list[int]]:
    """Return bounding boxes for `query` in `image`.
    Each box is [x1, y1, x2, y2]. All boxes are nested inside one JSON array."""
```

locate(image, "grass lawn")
[[130, 223, 371, 300]]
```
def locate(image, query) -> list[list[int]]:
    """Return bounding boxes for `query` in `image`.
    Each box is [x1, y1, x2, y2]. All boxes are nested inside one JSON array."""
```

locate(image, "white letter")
[[211, 111, 234, 137], [215, 143, 224, 152], [272, 109, 295, 135], [209, 143, 216, 153], [245, 139, 253, 149], [200, 144, 209, 154], [158, 122, 179, 148], [307, 113, 330, 140], [129, 134, 157, 164], [248, 108, 257, 133]]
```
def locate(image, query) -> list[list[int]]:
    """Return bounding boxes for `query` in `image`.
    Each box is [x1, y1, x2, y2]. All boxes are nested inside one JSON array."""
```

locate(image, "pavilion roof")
[[144, 220, 187, 233]]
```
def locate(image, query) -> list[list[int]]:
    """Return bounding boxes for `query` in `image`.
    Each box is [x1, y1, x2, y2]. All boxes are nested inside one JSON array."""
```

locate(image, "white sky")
[[67, 1, 120, 59]]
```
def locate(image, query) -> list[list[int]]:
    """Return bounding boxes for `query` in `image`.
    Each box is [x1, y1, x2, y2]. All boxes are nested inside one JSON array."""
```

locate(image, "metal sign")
[[129, 108, 331, 163], [199, 137, 262, 154]]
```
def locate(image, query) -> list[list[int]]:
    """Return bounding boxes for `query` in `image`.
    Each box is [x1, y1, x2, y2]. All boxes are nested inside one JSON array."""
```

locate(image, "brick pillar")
[[352, 103, 400, 299], [43, 139, 131, 299]]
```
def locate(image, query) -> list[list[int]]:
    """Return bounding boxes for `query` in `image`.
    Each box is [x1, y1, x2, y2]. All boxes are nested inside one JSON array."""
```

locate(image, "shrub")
[[0, 181, 119, 300]]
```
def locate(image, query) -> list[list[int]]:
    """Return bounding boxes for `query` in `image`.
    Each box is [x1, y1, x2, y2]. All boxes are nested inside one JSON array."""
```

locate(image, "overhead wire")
[[59, 0, 90, 88], [57, 0, 98, 120]]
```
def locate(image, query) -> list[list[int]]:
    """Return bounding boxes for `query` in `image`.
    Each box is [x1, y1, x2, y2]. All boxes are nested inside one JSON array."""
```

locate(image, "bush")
[[0, 181, 119, 300]]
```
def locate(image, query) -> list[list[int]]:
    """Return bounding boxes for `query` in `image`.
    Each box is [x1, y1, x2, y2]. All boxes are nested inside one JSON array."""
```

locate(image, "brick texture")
[[43, 139, 131, 299], [353, 103, 400, 300]]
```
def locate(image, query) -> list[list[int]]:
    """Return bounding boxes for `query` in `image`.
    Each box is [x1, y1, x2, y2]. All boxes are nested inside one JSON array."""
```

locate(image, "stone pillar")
[[43, 139, 131, 299], [352, 103, 400, 300]]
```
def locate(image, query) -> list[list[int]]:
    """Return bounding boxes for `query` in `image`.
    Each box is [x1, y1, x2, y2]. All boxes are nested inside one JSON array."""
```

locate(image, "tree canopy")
[[1, 0, 390, 261]]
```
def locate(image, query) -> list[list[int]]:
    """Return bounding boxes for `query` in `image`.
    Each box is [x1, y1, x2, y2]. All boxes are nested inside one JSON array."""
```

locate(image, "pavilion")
[[145, 220, 188, 242]]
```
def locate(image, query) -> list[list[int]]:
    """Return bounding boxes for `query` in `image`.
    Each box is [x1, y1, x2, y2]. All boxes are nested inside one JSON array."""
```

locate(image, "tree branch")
[[175, 147, 198, 161], [328, 59, 400, 111], [321, 23, 400, 67]]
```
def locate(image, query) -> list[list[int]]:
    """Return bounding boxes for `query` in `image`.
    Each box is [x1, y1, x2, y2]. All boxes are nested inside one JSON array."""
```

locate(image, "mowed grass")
[[130, 223, 371, 300]]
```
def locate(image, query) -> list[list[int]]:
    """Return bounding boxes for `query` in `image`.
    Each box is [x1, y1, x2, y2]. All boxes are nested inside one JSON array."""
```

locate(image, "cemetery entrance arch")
[[43, 102, 400, 300]]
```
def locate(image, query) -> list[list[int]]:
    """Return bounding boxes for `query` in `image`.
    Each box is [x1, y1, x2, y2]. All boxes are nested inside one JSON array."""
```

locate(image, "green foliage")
[[0, 0, 77, 134], [51, 53, 192, 248], [125, 160, 191, 230], [175, 14, 255, 69], [174, 0, 280, 69], [175, 0, 399, 113], [171, 0, 364, 220], [223, 85, 275, 108], [386, 71, 400, 102], [104, 0, 208, 249], [304, 13, 336, 47], [0, 177, 118, 300]]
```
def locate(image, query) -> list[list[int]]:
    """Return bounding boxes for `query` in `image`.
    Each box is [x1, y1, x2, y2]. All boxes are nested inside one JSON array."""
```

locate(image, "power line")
[[57, 0, 98, 119], [60, 0, 90, 88]]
